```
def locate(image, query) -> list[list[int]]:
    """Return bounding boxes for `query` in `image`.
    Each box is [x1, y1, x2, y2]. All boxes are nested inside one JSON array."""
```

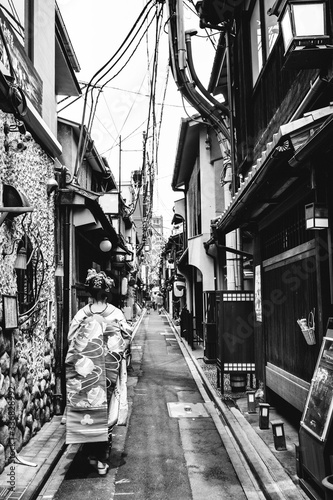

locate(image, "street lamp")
[[272, 0, 333, 69]]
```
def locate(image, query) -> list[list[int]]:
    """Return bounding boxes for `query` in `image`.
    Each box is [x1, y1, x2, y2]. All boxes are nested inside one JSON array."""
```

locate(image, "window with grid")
[[261, 204, 312, 260]]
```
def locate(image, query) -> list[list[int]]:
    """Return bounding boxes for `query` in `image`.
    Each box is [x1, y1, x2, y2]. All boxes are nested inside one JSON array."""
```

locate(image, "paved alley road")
[[53, 310, 250, 500]]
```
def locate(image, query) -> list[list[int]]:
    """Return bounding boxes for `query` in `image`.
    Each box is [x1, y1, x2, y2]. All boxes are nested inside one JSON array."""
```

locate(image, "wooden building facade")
[[197, 0, 333, 412]]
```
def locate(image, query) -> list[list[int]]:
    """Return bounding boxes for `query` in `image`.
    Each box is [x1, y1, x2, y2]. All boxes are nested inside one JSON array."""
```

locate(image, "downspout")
[[223, 162, 240, 289], [225, 26, 236, 197], [169, 1, 229, 144], [61, 204, 71, 405], [185, 24, 241, 289], [54, 199, 63, 415], [185, 30, 230, 119], [185, 17, 242, 290], [225, 26, 242, 288], [168, 0, 242, 290]]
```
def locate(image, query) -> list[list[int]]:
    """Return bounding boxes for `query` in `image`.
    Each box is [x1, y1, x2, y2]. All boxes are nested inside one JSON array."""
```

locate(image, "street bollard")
[[259, 403, 270, 429], [271, 419, 287, 450], [247, 391, 256, 413]]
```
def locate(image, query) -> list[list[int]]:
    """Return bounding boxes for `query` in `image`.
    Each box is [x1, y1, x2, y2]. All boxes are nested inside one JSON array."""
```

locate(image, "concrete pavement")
[[164, 311, 308, 500], [0, 308, 309, 499]]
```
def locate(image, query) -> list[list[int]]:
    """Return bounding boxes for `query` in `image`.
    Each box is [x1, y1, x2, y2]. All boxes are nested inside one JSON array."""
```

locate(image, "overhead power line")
[[74, 0, 156, 179]]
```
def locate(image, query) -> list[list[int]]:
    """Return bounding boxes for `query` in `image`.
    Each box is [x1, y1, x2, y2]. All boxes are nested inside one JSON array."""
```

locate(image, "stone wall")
[[0, 113, 57, 472]]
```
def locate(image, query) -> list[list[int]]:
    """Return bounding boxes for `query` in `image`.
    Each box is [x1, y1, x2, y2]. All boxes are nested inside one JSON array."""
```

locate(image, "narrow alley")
[[52, 309, 255, 500]]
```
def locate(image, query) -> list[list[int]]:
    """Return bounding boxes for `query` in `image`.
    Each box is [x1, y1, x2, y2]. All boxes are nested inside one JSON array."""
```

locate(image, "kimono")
[[65, 303, 132, 445]]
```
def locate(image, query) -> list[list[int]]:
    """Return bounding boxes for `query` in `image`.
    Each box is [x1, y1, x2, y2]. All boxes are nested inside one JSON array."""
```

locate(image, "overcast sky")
[[57, 0, 216, 234]]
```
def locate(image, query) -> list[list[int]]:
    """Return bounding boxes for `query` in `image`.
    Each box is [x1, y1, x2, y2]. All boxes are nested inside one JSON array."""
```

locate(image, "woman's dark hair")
[[84, 269, 114, 301], [88, 278, 108, 300]]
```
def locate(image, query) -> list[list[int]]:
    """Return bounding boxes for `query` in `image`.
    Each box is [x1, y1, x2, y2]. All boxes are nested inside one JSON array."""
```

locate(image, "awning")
[[216, 105, 333, 233], [59, 185, 118, 246]]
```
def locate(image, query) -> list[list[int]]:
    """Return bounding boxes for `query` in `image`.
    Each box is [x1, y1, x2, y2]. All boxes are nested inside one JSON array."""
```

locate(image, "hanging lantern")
[[173, 279, 185, 297], [121, 277, 128, 296], [99, 237, 112, 252]]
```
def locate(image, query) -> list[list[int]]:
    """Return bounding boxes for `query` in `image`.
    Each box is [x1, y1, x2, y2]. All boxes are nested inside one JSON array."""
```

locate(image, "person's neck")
[[89, 300, 108, 313]]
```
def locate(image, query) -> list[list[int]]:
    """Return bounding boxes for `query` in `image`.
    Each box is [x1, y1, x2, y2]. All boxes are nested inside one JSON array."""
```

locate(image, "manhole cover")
[[167, 402, 209, 418]]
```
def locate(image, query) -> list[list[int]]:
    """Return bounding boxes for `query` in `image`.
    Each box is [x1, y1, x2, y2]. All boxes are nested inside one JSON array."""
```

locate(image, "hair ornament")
[[85, 269, 114, 292]]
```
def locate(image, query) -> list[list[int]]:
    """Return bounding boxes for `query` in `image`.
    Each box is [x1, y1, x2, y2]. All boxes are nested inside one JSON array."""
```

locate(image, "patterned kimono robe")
[[65, 304, 132, 445]]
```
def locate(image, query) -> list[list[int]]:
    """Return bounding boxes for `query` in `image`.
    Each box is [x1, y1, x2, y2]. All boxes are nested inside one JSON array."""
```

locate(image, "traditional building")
[[196, 0, 333, 496], [0, 1, 80, 470]]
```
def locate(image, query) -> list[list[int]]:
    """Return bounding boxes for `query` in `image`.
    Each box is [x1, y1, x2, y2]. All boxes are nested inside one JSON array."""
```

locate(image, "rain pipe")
[[167, 0, 230, 145], [185, 30, 230, 118], [224, 27, 243, 288], [186, 22, 241, 287], [61, 204, 71, 402], [168, 0, 242, 288]]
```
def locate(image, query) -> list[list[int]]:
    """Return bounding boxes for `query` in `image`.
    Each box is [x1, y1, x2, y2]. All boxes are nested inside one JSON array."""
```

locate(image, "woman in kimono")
[[65, 269, 132, 475]]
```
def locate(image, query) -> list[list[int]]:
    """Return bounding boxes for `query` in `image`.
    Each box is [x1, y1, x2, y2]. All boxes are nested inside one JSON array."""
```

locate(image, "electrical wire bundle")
[[70, 1, 166, 190]]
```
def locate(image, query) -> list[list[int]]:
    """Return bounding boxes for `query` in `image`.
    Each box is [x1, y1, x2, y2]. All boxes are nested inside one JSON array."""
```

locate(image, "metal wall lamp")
[[2, 239, 27, 270], [305, 202, 329, 230], [271, 0, 333, 69]]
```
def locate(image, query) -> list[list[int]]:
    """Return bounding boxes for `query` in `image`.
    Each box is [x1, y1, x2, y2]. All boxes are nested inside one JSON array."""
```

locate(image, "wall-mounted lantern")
[[2, 238, 27, 270], [305, 202, 329, 230], [273, 0, 333, 69], [14, 246, 27, 270], [55, 260, 64, 277]]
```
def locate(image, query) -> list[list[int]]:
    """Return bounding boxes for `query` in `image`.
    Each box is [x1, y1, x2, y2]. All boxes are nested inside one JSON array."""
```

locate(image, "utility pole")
[[119, 135, 122, 198]]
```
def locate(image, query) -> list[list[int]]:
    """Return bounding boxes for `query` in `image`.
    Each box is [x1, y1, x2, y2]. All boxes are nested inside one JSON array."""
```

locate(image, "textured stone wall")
[[0, 113, 57, 472]]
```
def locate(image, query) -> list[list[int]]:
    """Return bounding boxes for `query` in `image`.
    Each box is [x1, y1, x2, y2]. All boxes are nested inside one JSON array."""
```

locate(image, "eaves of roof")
[[172, 116, 202, 190], [59, 186, 118, 245], [216, 105, 333, 233], [55, 4, 81, 96], [57, 117, 117, 187]]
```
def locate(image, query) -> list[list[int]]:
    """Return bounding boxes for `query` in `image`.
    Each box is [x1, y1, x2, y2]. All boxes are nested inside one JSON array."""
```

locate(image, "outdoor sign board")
[[301, 335, 333, 441], [0, 9, 42, 114]]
